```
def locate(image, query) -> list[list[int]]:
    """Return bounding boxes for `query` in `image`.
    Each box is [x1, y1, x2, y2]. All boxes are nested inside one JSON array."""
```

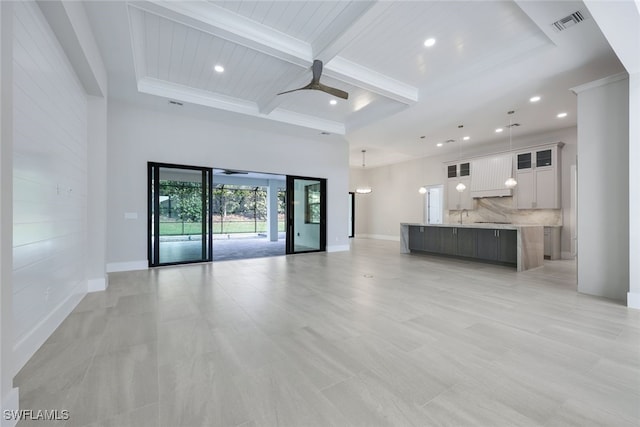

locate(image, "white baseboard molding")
[[628, 291, 640, 310], [106, 260, 148, 273], [13, 283, 86, 375], [327, 244, 350, 253], [561, 251, 576, 260], [1, 387, 19, 427], [358, 234, 400, 242], [87, 276, 107, 292]]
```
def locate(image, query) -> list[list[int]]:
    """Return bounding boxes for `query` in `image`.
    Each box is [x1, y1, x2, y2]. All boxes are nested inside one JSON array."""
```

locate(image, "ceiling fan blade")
[[311, 60, 323, 84], [318, 83, 349, 100], [276, 82, 313, 96]]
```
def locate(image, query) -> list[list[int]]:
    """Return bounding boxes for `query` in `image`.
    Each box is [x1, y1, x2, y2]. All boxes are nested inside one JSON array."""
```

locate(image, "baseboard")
[[106, 260, 148, 273], [1, 388, 19, 427], [358, 234, 400, 242], [13, 283, 86, 375], [87, 277, 107, 292], [327, 244, 350, 253], [628, 291, 640, 310]]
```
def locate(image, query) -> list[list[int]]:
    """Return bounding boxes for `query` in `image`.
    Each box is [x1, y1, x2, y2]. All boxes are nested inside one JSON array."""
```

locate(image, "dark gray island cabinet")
[[401, 223, 543, 272]]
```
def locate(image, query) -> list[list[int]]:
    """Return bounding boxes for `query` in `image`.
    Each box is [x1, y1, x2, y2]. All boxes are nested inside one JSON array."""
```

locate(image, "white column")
[[572, 74, 630, 302], [266, 180, 279, 242], [629, 72, 640, 309], [87, 96, 108, 292], [1, 2, 19, 425]]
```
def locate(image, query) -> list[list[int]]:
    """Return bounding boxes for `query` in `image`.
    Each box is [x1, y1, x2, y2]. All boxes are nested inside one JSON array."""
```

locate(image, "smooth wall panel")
[[12, 2, 88, 343], [107, 101, 350, 266]]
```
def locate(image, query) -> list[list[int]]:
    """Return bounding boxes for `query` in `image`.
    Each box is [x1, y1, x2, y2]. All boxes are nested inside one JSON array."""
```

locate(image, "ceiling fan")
[[219, 169, 248, 175], [277, 60, 349, 100]]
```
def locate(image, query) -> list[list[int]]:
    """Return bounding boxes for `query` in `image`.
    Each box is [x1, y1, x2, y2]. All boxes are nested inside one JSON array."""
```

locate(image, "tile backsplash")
[[445, 197, 562, 225]]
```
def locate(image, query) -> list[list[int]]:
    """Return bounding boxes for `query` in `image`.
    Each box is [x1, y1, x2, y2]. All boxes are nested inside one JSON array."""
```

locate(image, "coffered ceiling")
[[83, 1, 626, 167]]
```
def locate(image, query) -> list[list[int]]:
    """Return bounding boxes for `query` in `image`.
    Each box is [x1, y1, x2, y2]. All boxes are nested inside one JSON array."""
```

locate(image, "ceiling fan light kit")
[[277, 60, 349, 100]]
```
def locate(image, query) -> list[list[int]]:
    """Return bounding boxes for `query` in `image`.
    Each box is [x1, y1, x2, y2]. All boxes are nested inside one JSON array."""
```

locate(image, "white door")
[[425, 185, 443, 224]]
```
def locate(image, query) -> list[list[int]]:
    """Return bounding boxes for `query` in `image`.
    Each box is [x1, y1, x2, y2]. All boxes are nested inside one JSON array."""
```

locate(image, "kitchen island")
[[400, 223, 544, 271]]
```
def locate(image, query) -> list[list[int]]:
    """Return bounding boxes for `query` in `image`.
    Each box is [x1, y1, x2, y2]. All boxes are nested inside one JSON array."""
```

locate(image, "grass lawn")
[[160, 221, 285, 235]]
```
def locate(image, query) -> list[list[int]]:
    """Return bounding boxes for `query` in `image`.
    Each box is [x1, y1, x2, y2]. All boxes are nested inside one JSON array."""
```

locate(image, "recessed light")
[[424, 38, 436, 47], [530, 96, 541, 103], [214, 64, 224, 73], [557, 112, 568, 118], [495, 128, 504, 133], [329, 99, 337, 105], [463, 136, 470, 141], [436, 143, 443, 147]]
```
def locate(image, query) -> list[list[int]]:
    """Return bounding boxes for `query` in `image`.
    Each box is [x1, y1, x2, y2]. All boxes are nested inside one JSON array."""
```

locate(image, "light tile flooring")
[[15, 239, 640, 427]]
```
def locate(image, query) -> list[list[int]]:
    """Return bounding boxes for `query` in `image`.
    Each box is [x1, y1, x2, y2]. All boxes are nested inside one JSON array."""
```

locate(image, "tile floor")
[[14, 238, 640, 426]]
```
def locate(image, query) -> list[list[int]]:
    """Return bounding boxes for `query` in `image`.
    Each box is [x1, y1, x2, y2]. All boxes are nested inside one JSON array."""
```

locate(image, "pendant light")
[[418, 136, 427, 194], [456, 124, 466, 193], [505, 110, 518, 189], [355, 149, 372, 194]]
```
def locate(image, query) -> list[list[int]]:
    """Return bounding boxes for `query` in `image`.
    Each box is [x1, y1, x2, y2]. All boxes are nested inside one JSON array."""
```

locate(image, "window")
[[305, 183, 321, 223], [447, 165, 457, 178], [459, 162, 470, 176]]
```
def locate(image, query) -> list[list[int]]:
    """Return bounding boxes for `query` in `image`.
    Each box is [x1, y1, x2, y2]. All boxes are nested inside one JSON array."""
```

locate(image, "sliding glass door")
[[286, 176, 326, 254], [148, 163, 212, 266]]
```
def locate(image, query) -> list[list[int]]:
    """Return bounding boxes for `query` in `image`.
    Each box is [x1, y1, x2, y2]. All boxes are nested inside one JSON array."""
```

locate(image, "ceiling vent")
[[506, 123, 521, 128], [551, 10, 590, 32], [168, 100, 183, 106]]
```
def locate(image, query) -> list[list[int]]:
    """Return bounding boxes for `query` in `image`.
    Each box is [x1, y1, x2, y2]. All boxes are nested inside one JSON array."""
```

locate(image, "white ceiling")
[[82, 1, 626, 168]]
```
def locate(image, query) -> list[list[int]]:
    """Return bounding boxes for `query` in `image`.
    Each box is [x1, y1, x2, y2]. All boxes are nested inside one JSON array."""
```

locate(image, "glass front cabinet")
[[514, 143, 563, 209], [445, 162, 473, 211]]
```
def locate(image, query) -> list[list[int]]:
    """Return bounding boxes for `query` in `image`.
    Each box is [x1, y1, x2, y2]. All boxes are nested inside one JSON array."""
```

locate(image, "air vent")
[[506, 123, 521, 128], [552, 10, 589, 32], [168, 100, 183, 106]]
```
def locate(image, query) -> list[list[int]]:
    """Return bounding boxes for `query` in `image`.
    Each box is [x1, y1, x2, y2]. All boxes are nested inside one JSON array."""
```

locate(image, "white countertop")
[[400, 223, 544, 230]]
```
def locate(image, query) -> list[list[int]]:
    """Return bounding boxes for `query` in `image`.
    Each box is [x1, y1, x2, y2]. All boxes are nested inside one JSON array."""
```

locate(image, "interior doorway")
[[424, 184, 444, 224]]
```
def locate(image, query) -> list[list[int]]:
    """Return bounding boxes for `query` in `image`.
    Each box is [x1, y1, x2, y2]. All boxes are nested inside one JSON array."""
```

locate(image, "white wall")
[[574, 74, 629, 302], [629, 72, 640, 309], [12, 1, 90, 371], [107, 101, 350, 270], [350, 127, 578, 255], [1, 2, 19, 423]]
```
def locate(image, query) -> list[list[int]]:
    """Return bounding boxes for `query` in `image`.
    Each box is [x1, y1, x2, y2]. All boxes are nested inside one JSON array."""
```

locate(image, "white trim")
[[359, 234, 400, 242], [87, 277, 107, 292], [106, 260, 148, 273], [327, 244, 350, 253], [13, 284, 85, 374], [628, 292, 640, 310], [326, 56, 418, 104], [1, 388, 19, 427], [570, 72, 629, 94]]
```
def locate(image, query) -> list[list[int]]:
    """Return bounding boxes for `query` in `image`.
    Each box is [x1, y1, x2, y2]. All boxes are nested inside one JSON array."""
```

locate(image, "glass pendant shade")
[[505, 177, 517, 188], [418, 186, 427, 194], [455, 182, 466, 192], [356, 149, 372, 194]]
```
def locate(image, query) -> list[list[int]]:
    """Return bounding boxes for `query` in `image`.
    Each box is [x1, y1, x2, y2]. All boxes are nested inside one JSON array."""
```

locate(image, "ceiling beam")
[[129, 0, 417, 107], [137, 77, 345, 135]]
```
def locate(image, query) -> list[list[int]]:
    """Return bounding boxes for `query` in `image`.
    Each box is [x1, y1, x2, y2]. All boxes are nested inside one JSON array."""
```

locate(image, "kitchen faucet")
[[459, 209, 467, 224]]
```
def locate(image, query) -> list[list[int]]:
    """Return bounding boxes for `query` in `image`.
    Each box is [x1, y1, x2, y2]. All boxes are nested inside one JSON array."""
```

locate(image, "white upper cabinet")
[[515, 143, 563, 209], [445, 162, 473, 210]]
